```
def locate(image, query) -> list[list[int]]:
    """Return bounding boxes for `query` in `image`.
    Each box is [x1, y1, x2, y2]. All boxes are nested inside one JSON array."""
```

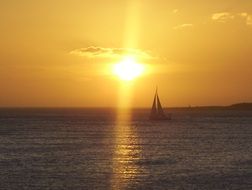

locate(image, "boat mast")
[[151, 89, 157, 115]]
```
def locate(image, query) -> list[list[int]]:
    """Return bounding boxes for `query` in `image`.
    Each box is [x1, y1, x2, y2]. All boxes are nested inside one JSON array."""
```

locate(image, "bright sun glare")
[[113, 56, 144, 81]]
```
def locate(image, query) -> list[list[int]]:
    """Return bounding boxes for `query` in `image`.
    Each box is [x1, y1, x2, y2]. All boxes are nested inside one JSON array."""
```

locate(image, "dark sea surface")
[[0, 108, 252, 190]]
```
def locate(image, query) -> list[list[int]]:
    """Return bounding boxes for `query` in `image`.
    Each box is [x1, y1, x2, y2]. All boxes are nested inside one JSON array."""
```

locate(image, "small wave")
[[136, 157, 177, 166]]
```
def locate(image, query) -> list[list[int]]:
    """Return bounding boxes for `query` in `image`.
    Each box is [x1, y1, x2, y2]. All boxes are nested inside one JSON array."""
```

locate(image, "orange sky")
[[0, 0, 252, 107]]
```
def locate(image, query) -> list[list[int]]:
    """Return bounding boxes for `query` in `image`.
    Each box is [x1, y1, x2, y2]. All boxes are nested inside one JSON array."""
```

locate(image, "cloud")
[[71, 46, 155, 60], [212, 12, 234, 22], [239, 12, 248, 18], [238, 12, 252, 26], [173, 24, 193, 30], [212, 12, 252, 26], [172, 9, 178, 14], [244, 15, 252, 26]]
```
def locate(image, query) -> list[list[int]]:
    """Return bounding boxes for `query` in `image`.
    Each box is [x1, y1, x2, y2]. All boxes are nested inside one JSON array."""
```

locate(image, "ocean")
[[0, 108, 251, 190]]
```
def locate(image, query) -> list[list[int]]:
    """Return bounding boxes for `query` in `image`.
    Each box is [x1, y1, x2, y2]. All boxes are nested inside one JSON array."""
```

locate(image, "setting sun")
[[113, 56, 144, 81]]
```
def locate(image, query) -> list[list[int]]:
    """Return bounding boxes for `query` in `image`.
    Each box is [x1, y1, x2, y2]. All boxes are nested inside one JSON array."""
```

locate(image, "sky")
[[0, 0, 252, 107]]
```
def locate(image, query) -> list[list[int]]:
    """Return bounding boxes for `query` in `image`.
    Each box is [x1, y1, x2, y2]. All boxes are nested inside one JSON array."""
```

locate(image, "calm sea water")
[[0, 108, 251, 190]]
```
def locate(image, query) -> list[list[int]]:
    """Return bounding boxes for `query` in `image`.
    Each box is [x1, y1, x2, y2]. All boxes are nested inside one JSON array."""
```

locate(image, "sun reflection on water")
[[111, 84, 142, 190], [111, 122, 141, 190]]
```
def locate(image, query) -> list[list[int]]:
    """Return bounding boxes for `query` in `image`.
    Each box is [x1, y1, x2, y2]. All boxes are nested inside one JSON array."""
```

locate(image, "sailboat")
[[149, 88, 171, 120]]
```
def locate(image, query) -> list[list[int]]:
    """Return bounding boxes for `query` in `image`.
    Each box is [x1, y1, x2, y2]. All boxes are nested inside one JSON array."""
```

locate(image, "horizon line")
[[0, 102, 251, 109]]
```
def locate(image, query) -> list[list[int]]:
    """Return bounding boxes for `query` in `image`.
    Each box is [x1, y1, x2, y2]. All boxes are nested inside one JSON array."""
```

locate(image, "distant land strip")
[[168, 103, 252, 110]]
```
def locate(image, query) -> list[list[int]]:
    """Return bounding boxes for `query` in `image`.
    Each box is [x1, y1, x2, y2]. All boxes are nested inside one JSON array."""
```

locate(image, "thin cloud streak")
[[212, 12, 234, 22], [212, 12, 252, 26], [70, 46, 156, 60], [173, 24, 193, 30]]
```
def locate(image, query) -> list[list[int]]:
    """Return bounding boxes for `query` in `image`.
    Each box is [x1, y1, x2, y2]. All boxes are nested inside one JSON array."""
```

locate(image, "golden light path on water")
[[111, 84, 138, 189]]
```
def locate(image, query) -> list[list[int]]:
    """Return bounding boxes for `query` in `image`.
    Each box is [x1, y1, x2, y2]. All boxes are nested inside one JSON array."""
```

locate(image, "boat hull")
[[149, 114, 171, 121]]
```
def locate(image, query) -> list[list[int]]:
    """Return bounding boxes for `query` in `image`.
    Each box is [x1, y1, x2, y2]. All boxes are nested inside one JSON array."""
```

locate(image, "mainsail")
[[157, 94, 165, 116], [151, 91, 157, 116], [149, 87, 170, 120]]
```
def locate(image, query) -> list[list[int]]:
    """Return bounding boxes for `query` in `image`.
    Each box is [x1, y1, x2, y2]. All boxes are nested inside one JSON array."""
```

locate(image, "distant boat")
[[149, 88, 171, 120]]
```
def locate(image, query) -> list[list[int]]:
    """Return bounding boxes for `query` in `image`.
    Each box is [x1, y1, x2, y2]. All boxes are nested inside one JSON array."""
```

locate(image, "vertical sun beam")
[[111, 1, 142, 190], [117, 0, 141, 108], [124, 0, 141, 48], [116, 0, 141, 120]]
